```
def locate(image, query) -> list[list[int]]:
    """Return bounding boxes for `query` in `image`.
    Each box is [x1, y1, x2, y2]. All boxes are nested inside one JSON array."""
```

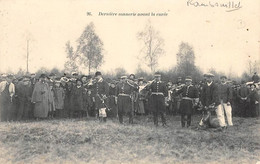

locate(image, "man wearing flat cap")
[[92, 71, 109, 122], [146, 72, 168, 126], [176, 76, 199, 128], [216, 75, 233, 128], [200, 73, 218, 121], [116, 75, 139, 124]]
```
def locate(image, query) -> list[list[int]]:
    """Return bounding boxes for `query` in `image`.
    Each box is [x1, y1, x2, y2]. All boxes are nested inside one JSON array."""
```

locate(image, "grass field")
[[0, 115, 259, 164]]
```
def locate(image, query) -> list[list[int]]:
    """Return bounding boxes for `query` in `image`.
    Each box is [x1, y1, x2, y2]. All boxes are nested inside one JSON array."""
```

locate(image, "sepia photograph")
[[0, 0, 259, 163]]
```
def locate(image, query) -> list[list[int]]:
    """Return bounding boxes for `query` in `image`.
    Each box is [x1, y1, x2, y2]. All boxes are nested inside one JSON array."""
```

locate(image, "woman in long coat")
[[31, 74, 52, 119]]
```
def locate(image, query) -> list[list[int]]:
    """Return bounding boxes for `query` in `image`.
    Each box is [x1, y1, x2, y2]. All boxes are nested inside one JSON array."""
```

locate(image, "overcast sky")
[[0, 0, 259, 76]]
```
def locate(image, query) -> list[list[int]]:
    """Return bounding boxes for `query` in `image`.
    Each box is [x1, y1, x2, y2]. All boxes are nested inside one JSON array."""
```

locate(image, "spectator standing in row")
[[31, 74, 52, 119], [237, 80, 250, 117], [53, 79, 65, 118], [16, 76, 33, 121], [247, 83, 259, 117], [0, 74, 15, 121], [70, 79, 84, 118]]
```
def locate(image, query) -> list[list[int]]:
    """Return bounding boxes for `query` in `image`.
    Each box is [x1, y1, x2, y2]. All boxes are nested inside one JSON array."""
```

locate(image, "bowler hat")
[[95, 71, 102, 77]]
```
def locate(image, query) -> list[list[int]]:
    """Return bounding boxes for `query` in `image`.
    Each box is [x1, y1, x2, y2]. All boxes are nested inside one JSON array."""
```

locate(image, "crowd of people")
[[0, 70, 259, 129]]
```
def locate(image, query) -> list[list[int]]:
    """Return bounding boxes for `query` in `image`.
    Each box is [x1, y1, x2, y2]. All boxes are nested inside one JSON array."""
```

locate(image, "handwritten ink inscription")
[[187, 0, 242, 12]]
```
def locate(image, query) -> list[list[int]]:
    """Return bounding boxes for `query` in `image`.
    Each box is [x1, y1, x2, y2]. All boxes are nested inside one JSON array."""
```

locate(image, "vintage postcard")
[[0, 0, 259, 163]]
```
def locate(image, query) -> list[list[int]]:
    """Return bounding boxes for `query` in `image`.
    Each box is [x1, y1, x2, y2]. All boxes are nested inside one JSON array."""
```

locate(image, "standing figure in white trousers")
[[216, 76, 233, 127]]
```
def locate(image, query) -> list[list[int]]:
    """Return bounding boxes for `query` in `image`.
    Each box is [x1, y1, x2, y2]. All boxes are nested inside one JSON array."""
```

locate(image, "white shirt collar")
[[207, 81, 213, 86], [98, 78, 103, 83]]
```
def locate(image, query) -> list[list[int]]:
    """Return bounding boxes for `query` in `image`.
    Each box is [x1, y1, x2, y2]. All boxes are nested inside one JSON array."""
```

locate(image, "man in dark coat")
[[200, 73, 218, 109], [200, 73, 220, 129], [247, 83, 259, 117], [116, 75, 139, 124], [92, 71, 109, 122], [70, 79, 84, 118], [176, 76, 199, 128], [61, 77, 72, 118], [16, 76, 33, 121], [237, 80, 250, 117], [146, 72, 168, 126]]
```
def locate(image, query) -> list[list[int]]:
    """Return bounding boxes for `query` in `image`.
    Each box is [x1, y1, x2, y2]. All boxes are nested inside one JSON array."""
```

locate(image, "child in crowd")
[[53, 79, 65, 118]]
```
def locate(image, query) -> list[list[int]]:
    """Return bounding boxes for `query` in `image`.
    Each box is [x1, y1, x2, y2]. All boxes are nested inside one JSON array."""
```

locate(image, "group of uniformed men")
[[0, 71, 259, 129]]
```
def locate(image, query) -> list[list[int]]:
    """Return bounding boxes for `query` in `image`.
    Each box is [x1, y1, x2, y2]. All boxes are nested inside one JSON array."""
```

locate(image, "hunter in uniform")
[[116, 75, 139, 124], [146, 72, 168, 126], [176, 76, 199, 128]]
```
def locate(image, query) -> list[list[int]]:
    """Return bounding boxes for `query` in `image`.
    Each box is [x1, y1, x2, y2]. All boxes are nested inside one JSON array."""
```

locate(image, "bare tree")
[[64, 41, 79, 74], [137, 20, 164, 72]]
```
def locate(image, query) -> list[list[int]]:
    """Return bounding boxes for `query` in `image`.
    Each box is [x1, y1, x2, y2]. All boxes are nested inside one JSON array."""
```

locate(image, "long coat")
[[31, 81, 52, 118], [70, 86, 84, 111], [247, 89, 259, 117], [16, 83, 33, 120], [53, 87, 65, 110]]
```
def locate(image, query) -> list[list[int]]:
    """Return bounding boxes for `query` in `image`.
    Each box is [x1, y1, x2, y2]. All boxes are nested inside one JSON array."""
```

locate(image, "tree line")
[[2, 20, 259, 83]]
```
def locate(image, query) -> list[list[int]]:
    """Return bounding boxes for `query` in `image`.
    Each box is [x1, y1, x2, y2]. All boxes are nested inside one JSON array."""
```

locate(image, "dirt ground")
[[0, 115, 259, 164]]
